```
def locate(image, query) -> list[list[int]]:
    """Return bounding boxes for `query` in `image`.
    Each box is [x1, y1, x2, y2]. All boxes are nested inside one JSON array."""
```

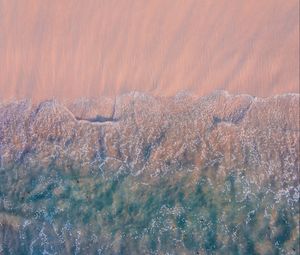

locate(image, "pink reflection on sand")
[[0, 0, 299, 102]]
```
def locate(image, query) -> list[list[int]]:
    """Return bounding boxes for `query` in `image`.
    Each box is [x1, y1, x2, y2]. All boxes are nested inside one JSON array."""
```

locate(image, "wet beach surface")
[[0, 92, 299, 254]]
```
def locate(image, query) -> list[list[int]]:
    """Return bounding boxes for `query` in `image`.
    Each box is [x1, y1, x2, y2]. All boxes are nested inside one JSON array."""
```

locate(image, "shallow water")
[[0, 164, 299, 254], [0, 93, 299, 254]]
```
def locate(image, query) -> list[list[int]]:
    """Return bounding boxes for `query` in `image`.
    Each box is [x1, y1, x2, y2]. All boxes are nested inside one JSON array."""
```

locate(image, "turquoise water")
[[0, 165, 299, 255]]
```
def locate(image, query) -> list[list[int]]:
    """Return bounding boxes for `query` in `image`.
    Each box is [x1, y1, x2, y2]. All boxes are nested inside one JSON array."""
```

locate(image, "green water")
[[0, 165, 299, 255]]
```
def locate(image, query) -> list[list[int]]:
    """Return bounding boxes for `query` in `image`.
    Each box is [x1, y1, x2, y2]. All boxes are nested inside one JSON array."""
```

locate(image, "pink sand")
[[0, 0, 299, 101]]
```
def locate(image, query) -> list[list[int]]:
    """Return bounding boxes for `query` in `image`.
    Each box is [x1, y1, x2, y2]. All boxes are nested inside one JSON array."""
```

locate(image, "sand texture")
[[0, 0, 299, 101]]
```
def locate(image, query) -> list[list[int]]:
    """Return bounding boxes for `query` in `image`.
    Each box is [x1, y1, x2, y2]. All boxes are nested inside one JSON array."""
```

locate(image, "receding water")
[[0, 164, 298, 255]]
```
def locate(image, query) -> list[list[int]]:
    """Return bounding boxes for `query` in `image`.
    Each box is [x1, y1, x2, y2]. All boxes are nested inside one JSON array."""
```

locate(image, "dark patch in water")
[[76, 115, 119, 123]]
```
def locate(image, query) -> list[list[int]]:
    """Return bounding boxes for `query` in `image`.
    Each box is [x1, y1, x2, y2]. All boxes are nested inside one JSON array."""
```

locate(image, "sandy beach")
[[0, 0, 299, 102]]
